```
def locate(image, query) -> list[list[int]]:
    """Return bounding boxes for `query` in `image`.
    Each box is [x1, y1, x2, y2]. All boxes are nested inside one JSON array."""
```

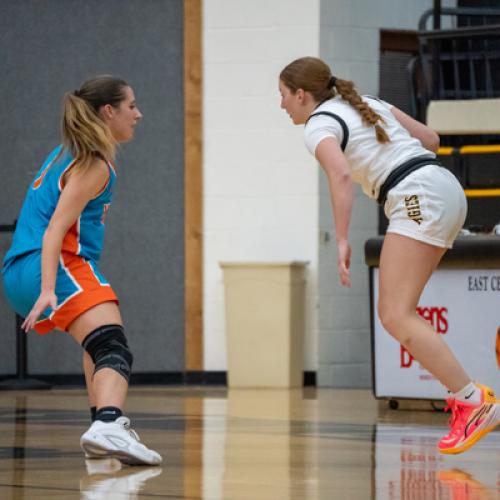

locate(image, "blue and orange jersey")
[[2, 145, 116, 270]]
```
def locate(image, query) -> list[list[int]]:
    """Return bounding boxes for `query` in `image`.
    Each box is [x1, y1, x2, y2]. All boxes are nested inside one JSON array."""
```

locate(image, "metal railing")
[[409, 8, 500, 122], [0, 222, 50, 390]]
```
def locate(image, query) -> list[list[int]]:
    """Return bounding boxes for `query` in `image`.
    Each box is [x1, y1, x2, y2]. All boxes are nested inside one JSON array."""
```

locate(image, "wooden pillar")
[[184, 0, 203, 372]]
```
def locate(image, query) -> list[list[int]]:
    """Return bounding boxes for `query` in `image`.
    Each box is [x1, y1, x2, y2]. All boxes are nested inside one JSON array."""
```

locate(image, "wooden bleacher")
[[427, 98, 500, 227]]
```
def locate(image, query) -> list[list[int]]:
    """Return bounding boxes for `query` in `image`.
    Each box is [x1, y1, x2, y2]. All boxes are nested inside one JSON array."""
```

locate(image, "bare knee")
[[378, 300, 412, 344]]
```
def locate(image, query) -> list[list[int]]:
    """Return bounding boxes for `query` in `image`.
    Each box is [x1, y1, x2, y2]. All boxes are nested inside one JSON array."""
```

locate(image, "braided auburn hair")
[[280, 57, 390, 143]]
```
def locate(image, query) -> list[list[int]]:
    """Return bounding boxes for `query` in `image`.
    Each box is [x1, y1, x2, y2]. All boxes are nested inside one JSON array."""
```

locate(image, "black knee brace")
[[82, 324, 133, 382]]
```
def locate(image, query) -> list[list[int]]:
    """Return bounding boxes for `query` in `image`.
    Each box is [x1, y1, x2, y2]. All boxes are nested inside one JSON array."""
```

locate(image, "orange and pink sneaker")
[[438, 384, 500, 454]]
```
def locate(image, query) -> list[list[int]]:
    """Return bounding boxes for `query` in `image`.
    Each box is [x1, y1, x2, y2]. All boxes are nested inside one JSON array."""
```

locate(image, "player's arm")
[[22, 159, 109, 331], [315, 137, 353, 287], [391, 106, 440, 153]]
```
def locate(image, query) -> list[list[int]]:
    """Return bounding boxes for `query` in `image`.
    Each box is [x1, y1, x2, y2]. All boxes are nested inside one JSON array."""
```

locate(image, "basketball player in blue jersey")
[[279, 57, 500, 455], [2, 76, 161, 465]]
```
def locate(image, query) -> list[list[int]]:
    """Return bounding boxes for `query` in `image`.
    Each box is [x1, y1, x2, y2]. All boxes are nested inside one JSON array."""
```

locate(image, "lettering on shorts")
[[404, 195, 423, 225]]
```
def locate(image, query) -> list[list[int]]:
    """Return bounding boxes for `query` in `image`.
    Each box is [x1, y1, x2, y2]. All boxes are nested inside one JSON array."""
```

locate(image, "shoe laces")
[[444, 400, 467, 437], [118, 417, 141, 442]]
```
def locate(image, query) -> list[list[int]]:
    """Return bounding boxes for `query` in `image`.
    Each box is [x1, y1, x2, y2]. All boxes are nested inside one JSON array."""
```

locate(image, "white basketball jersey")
[[303, 96, 435, 199]]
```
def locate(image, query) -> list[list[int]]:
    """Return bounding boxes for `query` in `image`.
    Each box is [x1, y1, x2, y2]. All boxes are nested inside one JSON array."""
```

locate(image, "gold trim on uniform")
[[404, 195, 423, 225]]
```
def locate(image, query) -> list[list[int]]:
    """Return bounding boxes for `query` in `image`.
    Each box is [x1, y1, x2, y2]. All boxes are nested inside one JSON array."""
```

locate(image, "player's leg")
[[378, 233, 499, 454], [67, 302, 161, 465], [68, 302, 128, 410], [47, 255, 130, 411], [83, 351, 97, 422], [378, 233, 469, 391], [6, 253, 160, 464], [81, 349, 99, 460]]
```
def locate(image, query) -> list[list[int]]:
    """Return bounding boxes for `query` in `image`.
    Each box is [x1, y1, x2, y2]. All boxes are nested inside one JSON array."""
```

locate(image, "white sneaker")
[[80, 416, 162, 466]]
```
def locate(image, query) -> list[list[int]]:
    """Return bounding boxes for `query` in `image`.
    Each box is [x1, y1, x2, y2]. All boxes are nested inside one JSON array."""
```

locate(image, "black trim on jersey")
[[306, 111, 349, 151], [377, 155, 442, 205]]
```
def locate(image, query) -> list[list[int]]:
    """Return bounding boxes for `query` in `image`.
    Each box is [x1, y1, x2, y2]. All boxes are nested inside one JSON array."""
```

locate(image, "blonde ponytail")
[[61, 93, 116, 175], [60, 76, 128, 176]]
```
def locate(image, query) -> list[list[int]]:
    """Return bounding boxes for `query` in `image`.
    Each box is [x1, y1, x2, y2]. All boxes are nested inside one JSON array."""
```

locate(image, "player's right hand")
[[337, 239, 352, 287]]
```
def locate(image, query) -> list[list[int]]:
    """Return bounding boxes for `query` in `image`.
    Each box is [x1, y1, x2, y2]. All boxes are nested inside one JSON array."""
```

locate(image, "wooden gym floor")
[[0, 387, 498, 499]]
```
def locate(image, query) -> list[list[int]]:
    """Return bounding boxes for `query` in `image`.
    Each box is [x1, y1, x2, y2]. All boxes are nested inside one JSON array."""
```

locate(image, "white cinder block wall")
[[203, 0, 322, 373], [203, 0, 455, 385]]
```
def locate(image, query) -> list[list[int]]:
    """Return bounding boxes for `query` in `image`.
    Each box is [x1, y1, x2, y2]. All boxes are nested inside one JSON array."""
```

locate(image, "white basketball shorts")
[[384, 165, 467, 248]]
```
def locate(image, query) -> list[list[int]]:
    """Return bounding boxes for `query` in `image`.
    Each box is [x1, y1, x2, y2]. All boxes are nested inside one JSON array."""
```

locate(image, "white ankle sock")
[[453, 382, 481, 405]]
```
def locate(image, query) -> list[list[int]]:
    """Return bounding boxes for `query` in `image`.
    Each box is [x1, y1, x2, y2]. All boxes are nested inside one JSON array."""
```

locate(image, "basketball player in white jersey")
[[279, 56, 499, 455]]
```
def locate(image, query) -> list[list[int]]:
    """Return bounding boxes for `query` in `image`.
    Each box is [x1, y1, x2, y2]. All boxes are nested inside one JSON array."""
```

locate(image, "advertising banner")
[[372, 268, 500, 399]]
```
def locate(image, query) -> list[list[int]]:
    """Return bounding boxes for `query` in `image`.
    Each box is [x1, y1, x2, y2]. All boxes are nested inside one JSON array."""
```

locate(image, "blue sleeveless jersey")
[[3, 145, 116, 270]]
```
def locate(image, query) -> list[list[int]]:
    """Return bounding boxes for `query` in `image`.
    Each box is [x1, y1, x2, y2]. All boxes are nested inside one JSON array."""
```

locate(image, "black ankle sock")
[[95, 406, 123, 422], [90, 406, 97, 422]]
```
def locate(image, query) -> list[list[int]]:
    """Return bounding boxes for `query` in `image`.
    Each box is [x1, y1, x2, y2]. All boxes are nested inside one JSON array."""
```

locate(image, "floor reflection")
[[80, 459, 162, 499], [0, 388, 497, 499], [438, 469, 497, 500], [374, 423, 500, 500]]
